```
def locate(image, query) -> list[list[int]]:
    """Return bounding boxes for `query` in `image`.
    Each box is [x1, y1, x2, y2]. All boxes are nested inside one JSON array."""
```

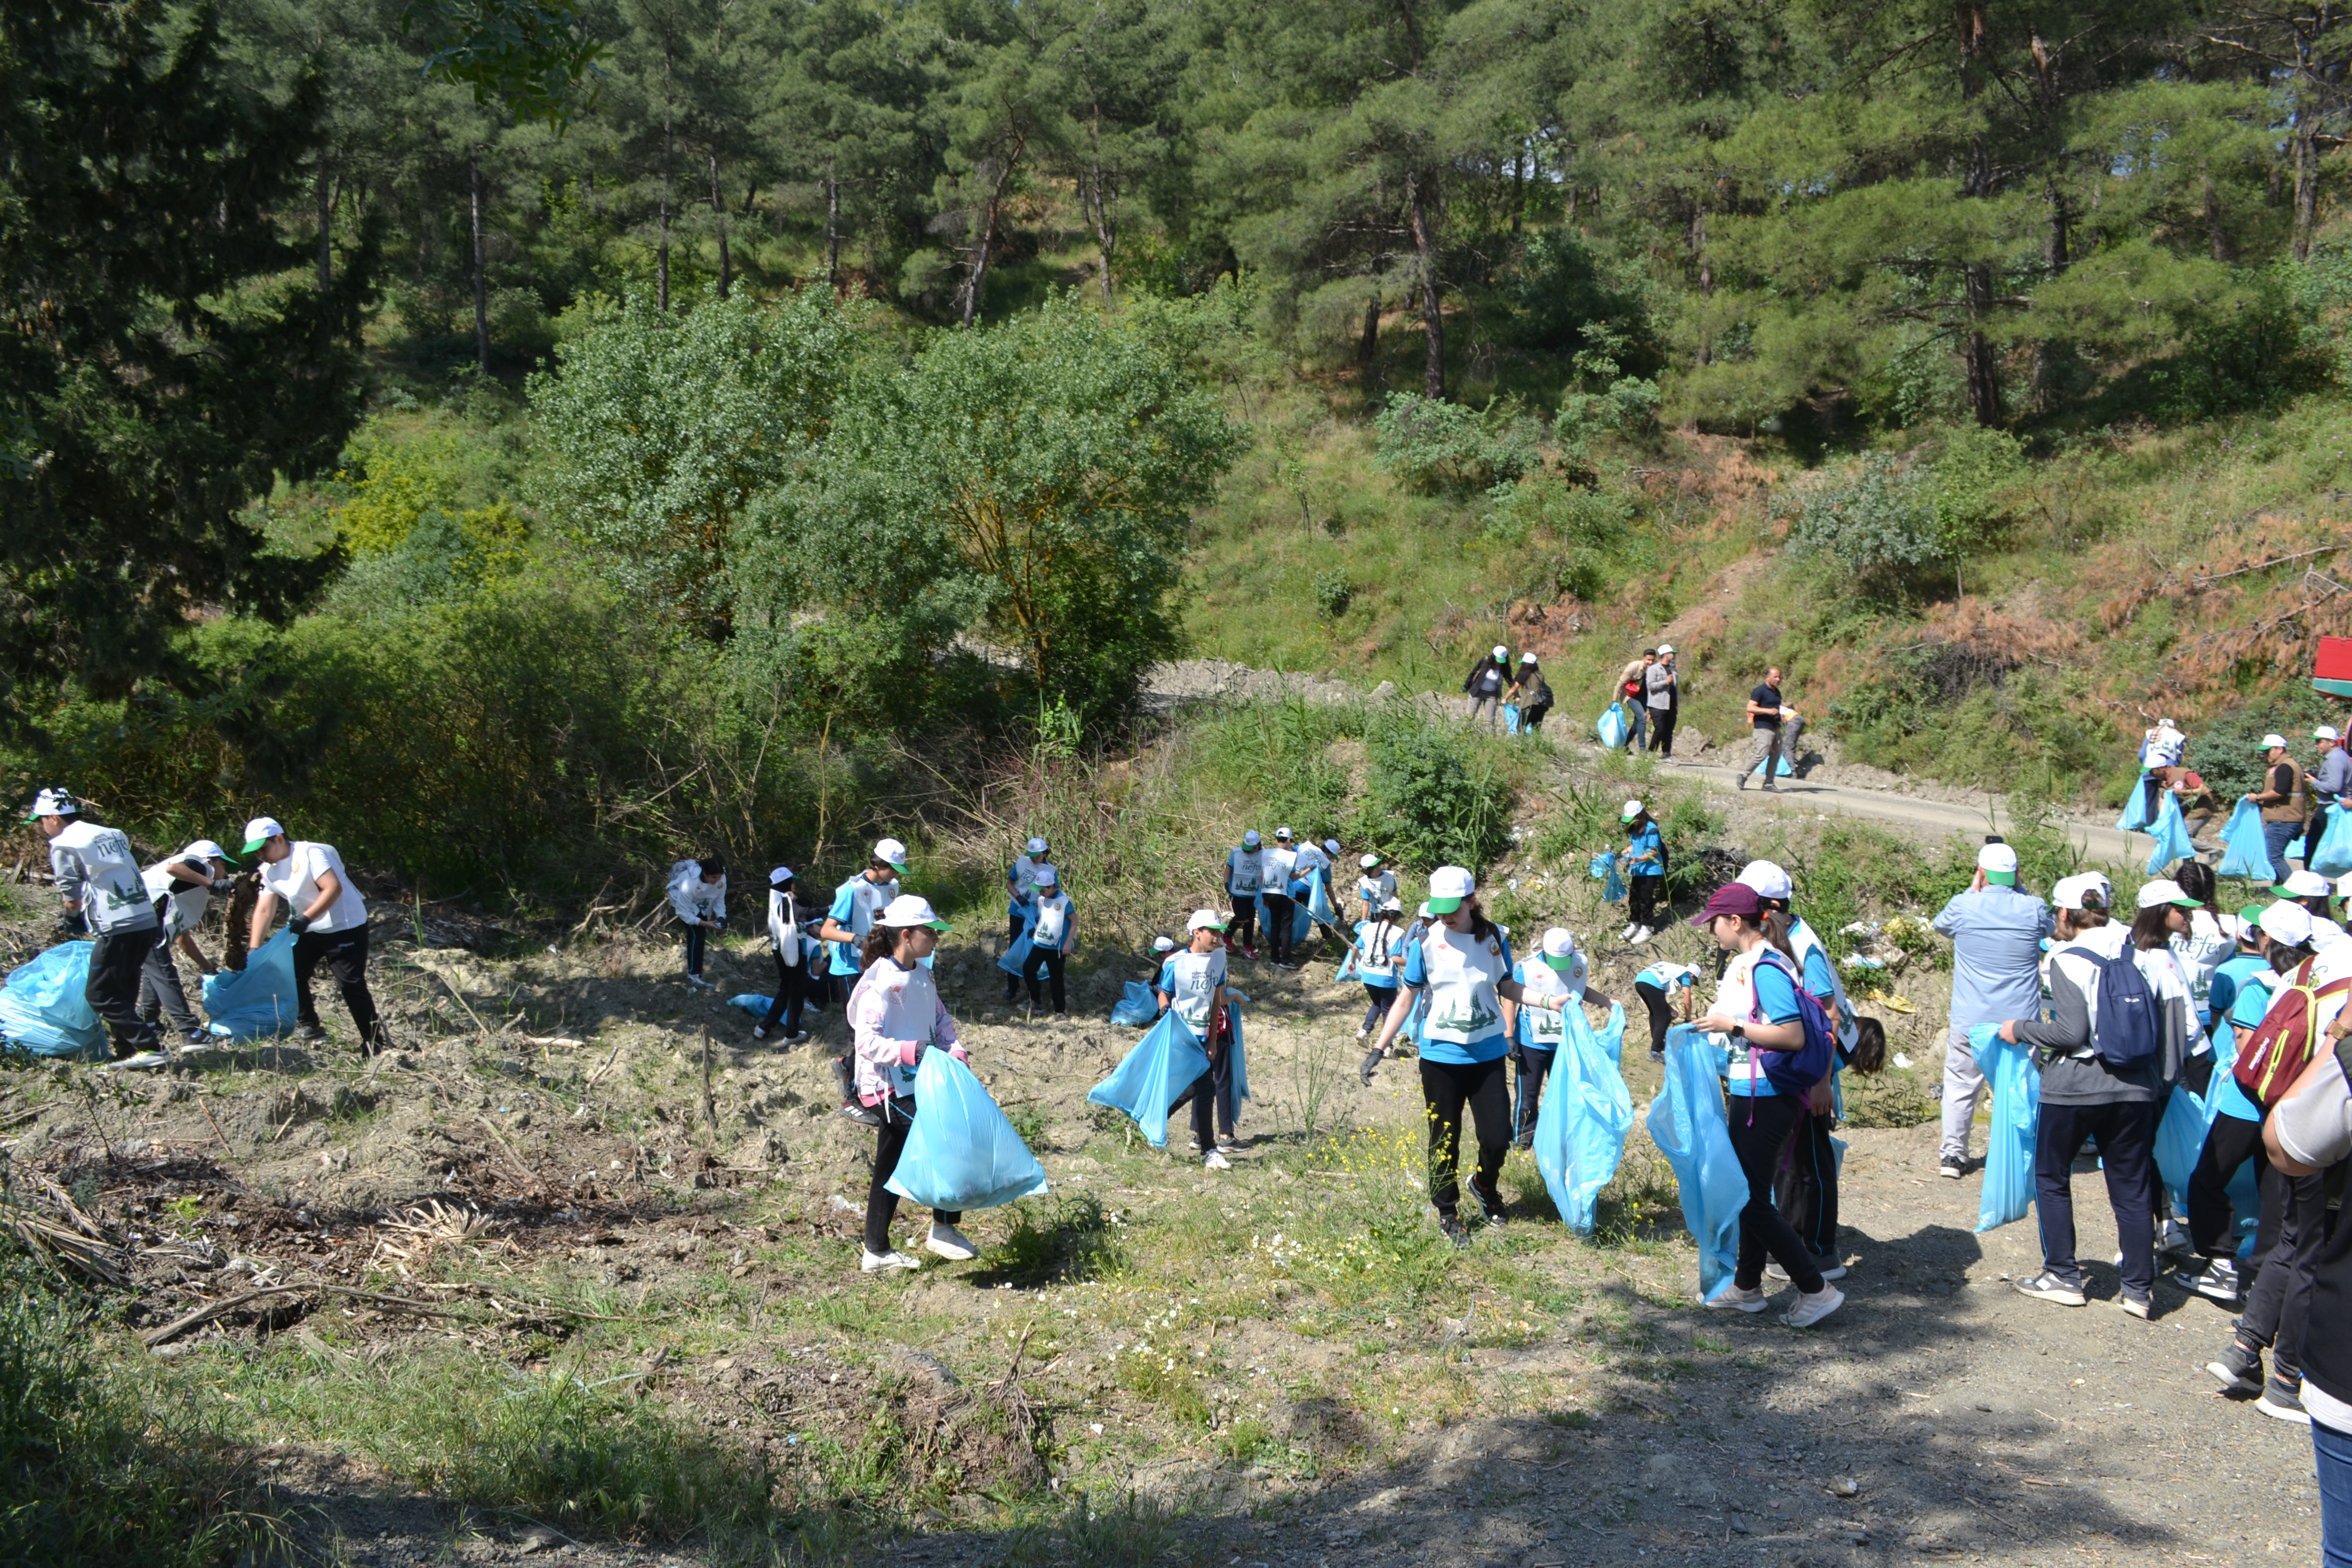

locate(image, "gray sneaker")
[[2014, 1271, 2087, 1307], [2173, 1257, 2241, 1302], [2206, 1338, 2264, 1397], [2258, 1377, 2312, 1426]]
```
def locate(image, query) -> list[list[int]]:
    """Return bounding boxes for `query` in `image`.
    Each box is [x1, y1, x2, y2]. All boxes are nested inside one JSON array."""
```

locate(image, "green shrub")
[[1358, 704, 1513, 872], [1372, 394, 1544, 495], [1191, 700, 1364, 843], [1313, 570, 1353, 620]]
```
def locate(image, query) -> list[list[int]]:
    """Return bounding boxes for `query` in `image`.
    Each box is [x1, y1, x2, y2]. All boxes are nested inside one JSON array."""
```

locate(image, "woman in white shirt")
[[850, 896, 975, 1272], [242, 816, 385, 1053]]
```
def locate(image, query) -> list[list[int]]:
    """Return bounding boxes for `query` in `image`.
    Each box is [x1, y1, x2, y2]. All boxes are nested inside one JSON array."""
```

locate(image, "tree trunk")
[[1407, 178, 1443, 400], [959, 145, 1023, 329], [2293, 119, 2318, 263], [709, 150, 730, 300], [1963, 263, 2000, 427], [469, 153, 489, 373], [658, 109, 674, 312], [1086, 168, 1116, 300], [825, 170, 841, 289], [316, 159, 332, 295], [1358, 287, 1380, 374], [2203, 177, 2234, 262], [2029, 183, 2072, 411]]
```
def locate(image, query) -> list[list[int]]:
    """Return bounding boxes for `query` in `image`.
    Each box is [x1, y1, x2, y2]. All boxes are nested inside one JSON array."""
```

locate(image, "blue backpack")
[[1749, 951, 1836, 1094], [2082, 947, 2161, 1068]]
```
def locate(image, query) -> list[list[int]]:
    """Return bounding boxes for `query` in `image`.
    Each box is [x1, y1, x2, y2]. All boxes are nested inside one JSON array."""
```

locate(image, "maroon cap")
[[1689, 882, 1763, 927]]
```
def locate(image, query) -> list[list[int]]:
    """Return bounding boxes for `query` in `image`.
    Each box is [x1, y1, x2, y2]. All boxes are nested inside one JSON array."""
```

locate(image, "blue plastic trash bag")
[[883, 1048, 1049, 1211], [1304, 869, 1337, 932], [1748, 753, 1795, 780], [1972, 1023, 2041, 1233], [726, 993, 774, 1018], [1222, 1003, 1252, 1121], [1503, 702, 1522, 735], [1111, 981, 1159, 1027], [2115, 777, 2152, 833], [1597, 703, 1629, 749], [1088, 1011, 1211, 1148], [2216, 798, 2277, 881], [1533, 1002, 1632, 1235], [1647, 1024, 1745, 1302], [2144, 793, 2195, 874], [2311, 806, 2352, 877], [0, 942, 107, 1059], [1588, 851, 1626, 905], [202, 928, 304, 1041], [997, 906, 1036, 976], [2154, 1082, 2219, 1213]]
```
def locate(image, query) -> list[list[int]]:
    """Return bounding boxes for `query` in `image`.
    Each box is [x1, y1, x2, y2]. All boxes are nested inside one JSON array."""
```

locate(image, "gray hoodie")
[[2014, 922, 2195, 1105]]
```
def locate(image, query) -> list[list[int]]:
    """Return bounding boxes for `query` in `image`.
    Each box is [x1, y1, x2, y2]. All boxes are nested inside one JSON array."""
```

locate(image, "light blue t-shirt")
[[1624, 821, 1664, 877], [1353, 919, 1403, 985], [1399, 926, 1515, 1065], [1931, 887, 2055, 1028], [826, 874, 896, 976], [2212, 960, 2273, 1124], [1726, 960, 1804, 1097]]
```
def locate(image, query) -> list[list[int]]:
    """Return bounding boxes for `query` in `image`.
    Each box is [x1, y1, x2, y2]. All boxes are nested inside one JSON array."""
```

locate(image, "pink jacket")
[[848, 958, 965, 1104]]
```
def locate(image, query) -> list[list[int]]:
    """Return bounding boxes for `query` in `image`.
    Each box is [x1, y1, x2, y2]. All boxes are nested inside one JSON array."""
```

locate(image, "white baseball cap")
[[1736, 860, 1793, 900], [1381, 895, 1403, 912], [2262, 899, 2316, 947], [1025, 836, 1048, 855], [1360, 852, 1383, 870], [2138, 878, 2198, 909], [1033, 863, 1060, 887], [2318, 727, 2343, 743], [23, 787, 78, 821], [1540, 927, 1578, 969], [1520, 651, 1537, 664], [1977, 843, 2020, 885], [2336, 873, 2352, 899], [1325, 838, 1341, 856], [2263, 733, 2290, 750], [1242, 830, 1261, 847], [1620, 798, 1645, 822], [2277, 869, 2333, 899], [240, 816, 286, 854], [1427, 866, 1475, 914], [179, 839, 234, 866], [1415, 901, 1432, 919], [1275, 826, 1293, 841], [1492, 645, 1508, 660], [1656, 643, 1675, 654], [2052, 872, 2110, 912], [1187, 908, 1228, 933], [877, 894, 949, 930], [1152, 935, 1176, 952], [768, 864, 795, 886], [872, 837, 910, 869]]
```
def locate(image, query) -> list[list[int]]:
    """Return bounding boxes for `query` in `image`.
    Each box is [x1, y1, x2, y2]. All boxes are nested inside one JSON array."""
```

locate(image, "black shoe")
[[1469, 1175, 1509, 1225], [1439, 1214, 1472, 1249], [838, 1100, 884, 1128], [292, 1022, 328, 1044], [1511, 1133, 1534, 1152], [1359, 1049, 1384, 1087], [2174, 1257, 2242, 1303], [2206, 1336, 2264, 1397], [781, 1030, 810, 1045]]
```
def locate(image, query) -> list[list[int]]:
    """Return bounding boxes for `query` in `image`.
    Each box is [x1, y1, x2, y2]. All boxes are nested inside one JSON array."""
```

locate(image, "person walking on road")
[[1930, 842, 2054, 1179], [2311, 728, 2350, 857], [30, 787, 165, 1065], [1617, 651, 1654, 753], [1738, 668, 1800, 789], [2249, 733, 2310, 872], [244, 816, 385, 1054], [1464, 646, 1509, 729], [140, 839, 237, 1046], [1645, 645, 1680, 757], [1507, 653, 1554, 734]]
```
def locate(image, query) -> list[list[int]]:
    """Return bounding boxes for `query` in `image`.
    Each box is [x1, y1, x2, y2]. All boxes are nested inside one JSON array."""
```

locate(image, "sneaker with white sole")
[[1706, 1284, 1770, 1313], [860, 1247, 920, 1273], [2173, 1257, 2241, 1302], [1204, 1150, 1232, 1170], [2120, 1293, 2151, 1320], [2206, 1337, 2264, 1396], [2258, 1376, 2313, 1426], [1938, 1157, 1966, 1179], [107, 1050, 172, 1071], [2013, 1271, 2087, 1307], [925, 1222, 977, 1261], [1784, 1284, 1845, 1328], [1766, 1255, 1848, 1283], [2160, 1219, 2196, 1261], [1630, 925, 1654, 945], [1621, 922, 1638, 940]]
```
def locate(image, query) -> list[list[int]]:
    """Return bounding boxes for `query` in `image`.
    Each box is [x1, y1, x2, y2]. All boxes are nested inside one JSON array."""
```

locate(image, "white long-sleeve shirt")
[[668, 861, 726, 925], [848, 958, 963, 1102]]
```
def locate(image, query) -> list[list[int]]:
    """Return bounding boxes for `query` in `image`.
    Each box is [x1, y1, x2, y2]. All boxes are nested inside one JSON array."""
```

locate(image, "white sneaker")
[[925, 1222, 978, 1261], [1784, 1285, 1845, 1328], [1204, 1150, 1232, 1170], [107, 1050, 172, 1071], [860, 1247, 920, 1273], [1706, 1284, 1769, 1313], [685, 974, 715, 991], [1621, 922, 1637, 940], [1630, 926, 1654, 945]]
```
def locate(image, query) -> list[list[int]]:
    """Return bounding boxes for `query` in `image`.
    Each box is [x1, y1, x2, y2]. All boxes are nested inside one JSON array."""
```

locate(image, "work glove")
[[55, 910, 86, 937], [288, 914, 312, 935]]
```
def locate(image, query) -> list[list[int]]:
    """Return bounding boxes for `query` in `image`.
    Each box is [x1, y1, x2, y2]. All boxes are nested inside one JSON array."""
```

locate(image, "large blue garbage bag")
[[883, 1048, 1049, 1211], [1972, 1023, 2041, 1233], [1223, 1002, 1252, 1115], [726, 993, 774, 1018], [2311, 805, 2352, 877], [998, 906, 1036, 976], [1646, 1024, 1745, 1302], [1589, 852, 1626, 905], [2154, 1083, 2218, 1214], [1111, 981, 1159, 1027], [1087, 1010, 1211, 1148], [1534, 1002, 1632, 1236], [0, 942, 107, 1059], [2217, 798, 2277, 881], [2145, 794, 2195, 874], [1597, 703, 1629, 748], [1304, 869, 1337, 932], [1503, 702, 1522, 735], [202, 928, 303, 1041], [2116, 777, 2152, 833]]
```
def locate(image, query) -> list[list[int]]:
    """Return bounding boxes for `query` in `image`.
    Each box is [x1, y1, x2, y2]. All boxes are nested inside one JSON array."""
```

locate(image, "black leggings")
[[1513, 1045, 1553, 1141], [1772, 1106, 1840, 1259], [1634, 979, 1674, 1055], [1229, 894, 1258, 948], [2189, 1111, 2264, 1257], [1419, 1057, 1511, 1218], [1727, 1092, 1826, 1292], [682, 920, 707, 977], [1019, 945, 1067, 1011], [1630, 873, 1663, 928], [1262, 893, 1295, 962], [756, 953, 807, 1035], [1362, 983, 1398, 1033], [293, 925, 381, 1048], [1520, 702, 1551, 732], [866, 1097, 962, 1254], [1650, 708, 1676, 757]]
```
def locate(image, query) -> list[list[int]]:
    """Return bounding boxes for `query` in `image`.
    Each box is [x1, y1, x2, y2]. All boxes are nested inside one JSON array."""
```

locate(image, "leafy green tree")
[[0, 0, 370, 715]]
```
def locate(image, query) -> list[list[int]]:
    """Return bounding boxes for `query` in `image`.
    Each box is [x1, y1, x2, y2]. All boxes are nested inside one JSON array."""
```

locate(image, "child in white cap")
[[30, 787, 165, 1063], [849, 894, 974, 1271], [1357, 851, 1396, 915], [1158, 911, 1237, 1166], [1223, 830, 1265, 958], [1007, 836, 1049, 944], [1501, 928, 1614, 1149], [1620, 800, 1666, 944], [821, 838, 908, 1125]]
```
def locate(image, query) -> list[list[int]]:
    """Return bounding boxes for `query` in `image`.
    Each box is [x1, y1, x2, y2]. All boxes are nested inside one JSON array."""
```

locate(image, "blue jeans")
[[2315, 1416, 2352, 1567], [2266, 816, 2304, 872]]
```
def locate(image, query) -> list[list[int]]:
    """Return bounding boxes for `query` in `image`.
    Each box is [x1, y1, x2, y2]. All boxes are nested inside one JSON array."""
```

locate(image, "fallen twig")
[[141, 1284, 474, 1346]]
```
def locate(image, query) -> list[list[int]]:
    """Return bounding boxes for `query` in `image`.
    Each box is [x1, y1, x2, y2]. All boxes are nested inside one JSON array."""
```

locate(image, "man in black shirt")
[[1739, 668, 1800, 791]]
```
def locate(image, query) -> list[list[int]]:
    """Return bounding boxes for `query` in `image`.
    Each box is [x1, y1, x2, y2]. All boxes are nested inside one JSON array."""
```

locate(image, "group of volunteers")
[[1607, 646, 1682, 757], [1461, 646, 1556, 733], [22, 786, 385, 1067], [2133, 716, 2352, 864]]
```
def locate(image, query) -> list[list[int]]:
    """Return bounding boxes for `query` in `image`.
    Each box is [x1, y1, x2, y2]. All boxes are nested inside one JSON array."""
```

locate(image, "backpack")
[[2077, 946, 2161, 1067], [2233, 958, 2352, 1109], [1749, 950, 1835, 1094]]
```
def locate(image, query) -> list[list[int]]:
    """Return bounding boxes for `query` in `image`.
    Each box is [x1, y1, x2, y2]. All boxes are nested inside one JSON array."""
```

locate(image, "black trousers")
[[2188, 1111, 2265, 1257], [1170, 1040, 1236, 1145], [1262, 893, 1296, 963], [2035, 1099, 2157, 1298], [1419, 1057, 1511, 1218], [1728, 1092, 1827, 1292], [138, 938, 202, 1034], [1361, 983, 1399, 1034], [2241, 1162, 2330, 1379], [1630, 873, 1663, 929], [86, 928, 160, 1058], [1772, 1106, 1840, 1260], [292, 925, 381, 1048], [1634, 979, 1675, 1056], [1649, 708, 1676, 757], [682, 921, 707, 976], [1229, 894, 1258, 948], [755, 954, 808, 1036], [865, 1096, 961, 1254], [1520, 702, 1551, 732], [1020, 945, 1067, 1012], [1513, 1044, 1554, 1142]]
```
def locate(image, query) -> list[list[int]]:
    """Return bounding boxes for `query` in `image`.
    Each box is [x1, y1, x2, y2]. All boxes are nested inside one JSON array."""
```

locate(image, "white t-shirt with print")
[[1158, 947, 1229, 1031], [142, 854, 216, 939], [49, 821, 157, 934], [259, 842, 368, 934]]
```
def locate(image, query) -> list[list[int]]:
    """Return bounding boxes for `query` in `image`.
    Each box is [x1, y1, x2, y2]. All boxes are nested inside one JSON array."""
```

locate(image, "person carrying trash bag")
[[753, 867, 812, 1044], [139, 839, 237, 1048], [1152, 912, 1240, 1165], [1464, 645, 1510, 729], [1224, 830, 1266, 959], [243, 816, 387, 1054], [1015, 865, 1075, 1016], [848, 895, 981, 1273], [1262, 829, 1301, 967], [1619, 800, 1667, 945], [1006, 836, 1050, 945], [1356, 852, 1396, 918], [1507, 653, 1554, 734], [2247, 733, 2311, 874], [1351, 896, 1407, 1054], [2220, 794, 2281, 883], [29, 787, 165, 1066], [1531, 989, 1632, 1236], [1687, 881, 1846, 1326], [1632, 959, 1702, 1062], [1364, 867, 1571, 1246], [1501, 927, 1617, 1151]]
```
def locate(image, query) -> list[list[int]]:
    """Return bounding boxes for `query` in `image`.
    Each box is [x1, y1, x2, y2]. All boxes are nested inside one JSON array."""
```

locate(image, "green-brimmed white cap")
[[1187, 909, 1227, 932], [181, 839, 235, 866], [2263, 732, 2290, 750], [1977, 843, 2019, 886], [2276, 869, 2332, 899], [24, 787, 78, 821], [1620, 799, 1644, 822], [1426, 866, 1475, 914], [873, 837, 909, 869], [2138, 878, 2198, 909], [240, 816, 285, 854], [2262, 899, 2315, 947], [878, 894, 949, 931], [1540, 927, 1578, 971]]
